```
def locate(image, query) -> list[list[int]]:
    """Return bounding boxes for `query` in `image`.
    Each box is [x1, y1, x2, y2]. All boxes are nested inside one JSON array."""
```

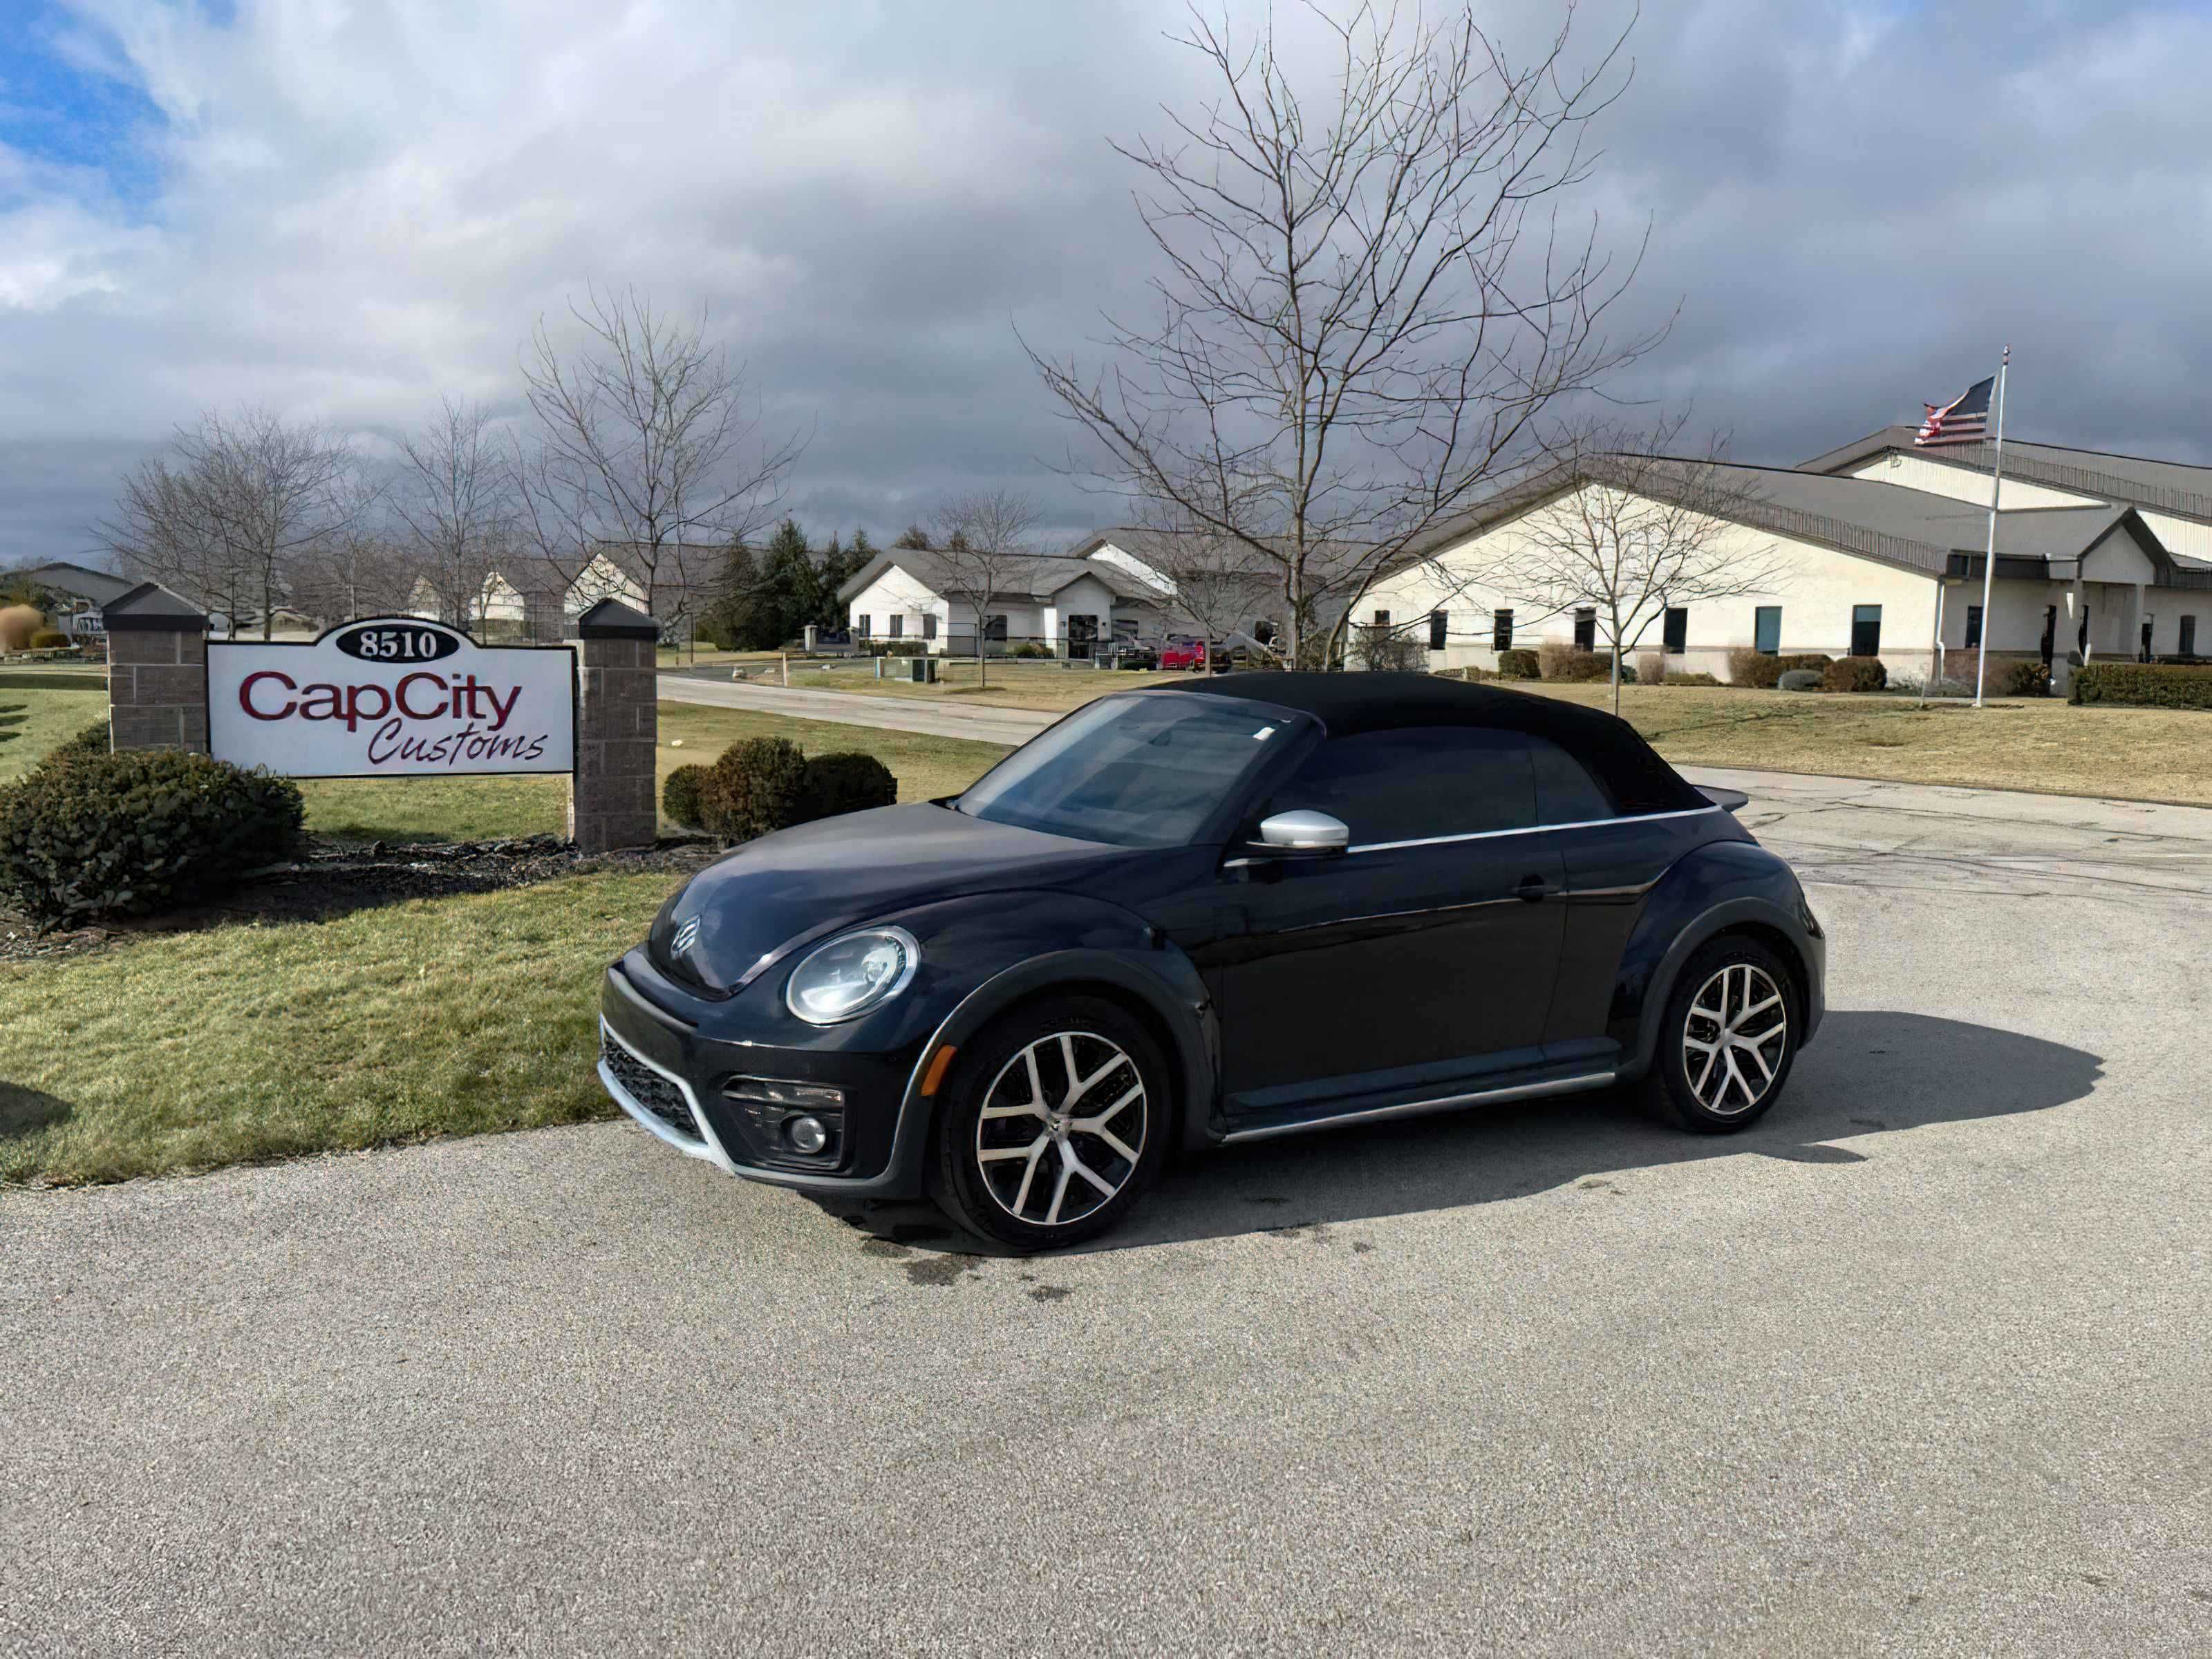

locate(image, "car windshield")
[[955, 693, 1295, 847]]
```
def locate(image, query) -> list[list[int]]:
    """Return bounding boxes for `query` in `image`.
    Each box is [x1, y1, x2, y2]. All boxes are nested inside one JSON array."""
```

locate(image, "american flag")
[[1915, 360, 2001, 448]]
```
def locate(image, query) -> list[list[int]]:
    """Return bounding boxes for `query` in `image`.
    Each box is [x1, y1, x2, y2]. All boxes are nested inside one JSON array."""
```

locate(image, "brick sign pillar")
[[102, 582, 212, 753], [569, 598, 661, 853]]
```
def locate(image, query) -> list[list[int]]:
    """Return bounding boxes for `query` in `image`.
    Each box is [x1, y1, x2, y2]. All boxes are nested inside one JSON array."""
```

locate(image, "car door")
[[1214, 724, 1567, 1111]]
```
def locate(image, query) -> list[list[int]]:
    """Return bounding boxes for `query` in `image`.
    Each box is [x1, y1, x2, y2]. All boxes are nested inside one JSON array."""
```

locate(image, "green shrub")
[[662, 763, 710, 829], [797, 752, 898, 822], [1821, 656, 1888, 693], [2070, 662, 2212, 709], [1728, 649, 1833, 689], [0, 750, 303, 929], [1495, 648, 1541, 679], [2001, 660, 2052, 697], [28, 630, 67, 649], [699, 736, 810, 842], [1008, 643, 1049, 659], [35, 722, 112, 774]]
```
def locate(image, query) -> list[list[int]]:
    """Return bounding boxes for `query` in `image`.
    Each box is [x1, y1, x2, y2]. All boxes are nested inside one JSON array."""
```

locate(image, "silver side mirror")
[[1254, 809, 1349, 856]]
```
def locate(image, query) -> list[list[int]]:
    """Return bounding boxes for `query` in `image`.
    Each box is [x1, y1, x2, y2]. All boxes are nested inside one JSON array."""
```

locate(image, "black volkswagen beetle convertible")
[[598, 673, 1824, 1248]]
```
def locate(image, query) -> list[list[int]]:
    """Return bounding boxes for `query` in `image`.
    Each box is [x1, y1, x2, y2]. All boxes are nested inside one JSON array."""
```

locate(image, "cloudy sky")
[[4, 0, 2210, 568]]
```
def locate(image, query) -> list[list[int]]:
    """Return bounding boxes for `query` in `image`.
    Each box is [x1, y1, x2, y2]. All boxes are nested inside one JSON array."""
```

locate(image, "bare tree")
[[930, 489, 1044, 686], [1025, 1, 1658, 668], [290, 525, 417, 626], [390, 396, 512, 630], [515, 285, 803, 641], [1128, 503, 1281, 659], [96, 406, 362, 636], [1495, 418, 1785, 713]]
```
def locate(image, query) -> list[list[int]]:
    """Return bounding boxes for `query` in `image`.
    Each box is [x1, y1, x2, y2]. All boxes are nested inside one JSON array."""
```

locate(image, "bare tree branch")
[[1024, 0, 1662, 667]]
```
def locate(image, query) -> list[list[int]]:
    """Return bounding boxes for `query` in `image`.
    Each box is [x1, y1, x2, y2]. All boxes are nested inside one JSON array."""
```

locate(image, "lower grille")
[[601, 1027, 702, 1142]]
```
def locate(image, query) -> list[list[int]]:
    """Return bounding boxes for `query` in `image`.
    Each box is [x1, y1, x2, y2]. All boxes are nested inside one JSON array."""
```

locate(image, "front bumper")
[[597, 950, 935, 1197]]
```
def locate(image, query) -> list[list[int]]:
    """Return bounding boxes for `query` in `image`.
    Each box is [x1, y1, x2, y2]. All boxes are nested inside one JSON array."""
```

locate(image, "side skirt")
[[1219, 1066, 1618, 1145]]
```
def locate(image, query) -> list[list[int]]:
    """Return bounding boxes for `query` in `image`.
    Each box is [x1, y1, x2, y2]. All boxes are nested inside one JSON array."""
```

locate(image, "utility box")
[[909, 657, 938, 684]]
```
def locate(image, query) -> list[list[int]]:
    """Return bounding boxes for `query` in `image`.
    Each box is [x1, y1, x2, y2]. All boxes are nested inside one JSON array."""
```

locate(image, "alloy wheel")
[[973, 1031, 1148, 1228], [1682, 963, 1790, 1116]]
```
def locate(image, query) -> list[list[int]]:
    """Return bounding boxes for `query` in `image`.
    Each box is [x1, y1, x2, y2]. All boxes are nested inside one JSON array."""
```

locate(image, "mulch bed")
[[1, 834, 722, 966]]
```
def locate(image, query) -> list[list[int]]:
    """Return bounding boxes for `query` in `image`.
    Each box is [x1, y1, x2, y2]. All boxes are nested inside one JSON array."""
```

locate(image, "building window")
[[1662, 607, 1688, 654], [1492, 610, 1514, 651], [1428, 610, 1447, 651], [984, 614, 1008, 641], [1965, 605, 1983, 648], [856, 614, 871, 639], [1573, 608, 1597, 652], [1373, 608, 1391, 627], [2183, 615, 2199, 657], [890, 615, 903, 639], [1851, 603, 1882, 658], [1754, 606, 1781, 656], [922, 613, 938, 641]]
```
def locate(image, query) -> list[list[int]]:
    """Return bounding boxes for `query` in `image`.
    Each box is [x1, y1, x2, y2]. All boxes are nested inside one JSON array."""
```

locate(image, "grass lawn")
[[0, 682, 108, 785], [2, 871, 671, 1185]]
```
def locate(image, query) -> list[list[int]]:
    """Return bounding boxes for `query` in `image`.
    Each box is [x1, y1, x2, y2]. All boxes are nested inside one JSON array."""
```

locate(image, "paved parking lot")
[[6, 774, 2211, 1656]]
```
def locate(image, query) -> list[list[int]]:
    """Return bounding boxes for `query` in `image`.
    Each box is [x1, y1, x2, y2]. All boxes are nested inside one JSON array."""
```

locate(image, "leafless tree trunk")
[[391, 396, 512, 631], [1024, 1, 1658, 669], [95, 406, 363, 637], [291, 527, 417, 626], [1495, 417, 1787, 714], [931, 489, 1044, 687], [514, 285, 804, 644]]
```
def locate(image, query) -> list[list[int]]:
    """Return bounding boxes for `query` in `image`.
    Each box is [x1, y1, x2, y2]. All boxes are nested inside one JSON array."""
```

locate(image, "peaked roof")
[[1396, 455, 2212, 588], [1801, 427, 2212, 530], [837, 547, 1168, 606], [17, 560, 135, 605]]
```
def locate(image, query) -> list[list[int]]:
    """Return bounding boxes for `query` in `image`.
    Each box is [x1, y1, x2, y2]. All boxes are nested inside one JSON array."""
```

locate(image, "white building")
[[1356, 431, 2212, 686], [838, 539, 1183, 657]]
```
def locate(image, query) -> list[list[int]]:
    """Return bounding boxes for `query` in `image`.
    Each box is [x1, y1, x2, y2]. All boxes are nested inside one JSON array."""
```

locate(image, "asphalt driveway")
[[5, 777, 2211, 1656]]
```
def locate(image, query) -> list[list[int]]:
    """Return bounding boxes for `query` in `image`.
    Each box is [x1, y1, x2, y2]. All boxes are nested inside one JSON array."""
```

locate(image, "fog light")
[[785, 1114, 830, 1154], [724, 1076, 844, 1161]]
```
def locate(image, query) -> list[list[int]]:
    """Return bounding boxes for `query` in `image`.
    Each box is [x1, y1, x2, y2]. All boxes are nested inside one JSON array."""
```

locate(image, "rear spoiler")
[[1698, 785, 1750, 815]]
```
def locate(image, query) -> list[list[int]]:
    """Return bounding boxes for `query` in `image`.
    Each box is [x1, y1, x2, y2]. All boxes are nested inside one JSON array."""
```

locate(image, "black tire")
[[930, 995, 1172, 1250], [1643, 935, 1801, 1133]]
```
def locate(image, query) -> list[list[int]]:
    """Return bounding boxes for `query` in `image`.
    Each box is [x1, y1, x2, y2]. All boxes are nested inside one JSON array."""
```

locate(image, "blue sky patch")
[[0, 2, 169, 214]]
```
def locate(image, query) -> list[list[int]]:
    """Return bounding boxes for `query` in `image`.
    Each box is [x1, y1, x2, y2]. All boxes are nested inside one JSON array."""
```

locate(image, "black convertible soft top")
[[1158, 671, 1709, 816]]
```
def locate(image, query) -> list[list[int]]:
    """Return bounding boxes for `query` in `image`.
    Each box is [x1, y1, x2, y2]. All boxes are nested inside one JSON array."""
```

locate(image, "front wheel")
[[1644, 937, 1800, 1132], [930, 997, 1170, 1250]]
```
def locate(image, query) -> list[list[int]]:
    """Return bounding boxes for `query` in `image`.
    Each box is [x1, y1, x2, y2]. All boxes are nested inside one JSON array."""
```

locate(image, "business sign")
[[208, 617, 575, 778]]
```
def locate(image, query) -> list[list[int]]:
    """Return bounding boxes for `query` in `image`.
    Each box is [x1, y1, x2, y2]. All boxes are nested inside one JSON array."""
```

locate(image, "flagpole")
[[1974, 346, 2010, 709]]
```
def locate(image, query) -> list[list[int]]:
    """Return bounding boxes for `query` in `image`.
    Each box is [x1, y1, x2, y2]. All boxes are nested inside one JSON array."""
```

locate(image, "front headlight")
[[785, 927, 921, 1024]]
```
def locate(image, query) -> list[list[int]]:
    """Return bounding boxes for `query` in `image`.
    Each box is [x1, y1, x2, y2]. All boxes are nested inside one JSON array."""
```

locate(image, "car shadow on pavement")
[[834, 1011, 2101, 1258]]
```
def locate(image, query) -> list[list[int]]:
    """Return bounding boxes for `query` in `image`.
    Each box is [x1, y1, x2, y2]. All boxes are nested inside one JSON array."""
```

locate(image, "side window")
[[1573, 608, 1597, 651], [1373, 608, 1391, 627], [1492, 609, 1514, 650], [1529, 737, 1614, 825], [923, 613, 939, 641], [856, 613, 871, 639], [1267, 727, 1535, 845], [2182, 615, 2198, 657], [1662, 607, 1689, 653], [1428, 610, 1448, 651]]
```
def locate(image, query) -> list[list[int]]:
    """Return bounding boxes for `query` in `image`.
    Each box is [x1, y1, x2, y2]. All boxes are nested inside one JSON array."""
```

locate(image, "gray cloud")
[[3, 0, 2209, 571]]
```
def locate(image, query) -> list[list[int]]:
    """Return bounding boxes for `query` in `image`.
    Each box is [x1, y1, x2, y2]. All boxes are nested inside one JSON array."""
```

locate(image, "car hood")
[[654, 803, 1140, 993]]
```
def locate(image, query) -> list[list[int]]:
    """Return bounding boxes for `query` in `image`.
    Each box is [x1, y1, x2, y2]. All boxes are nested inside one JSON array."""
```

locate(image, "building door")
[[1067, 614, 1099, 659], [2141, 620, 2155, 662], [2183, 615, 2198, 657], [1850, 604, 1882, 657], [2041, 606, 2057, 667]]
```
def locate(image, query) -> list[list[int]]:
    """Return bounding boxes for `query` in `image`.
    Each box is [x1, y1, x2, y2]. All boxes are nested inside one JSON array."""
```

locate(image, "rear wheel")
[[1644, 937, 1799, 1132], [931, 997, 1170, 1250]]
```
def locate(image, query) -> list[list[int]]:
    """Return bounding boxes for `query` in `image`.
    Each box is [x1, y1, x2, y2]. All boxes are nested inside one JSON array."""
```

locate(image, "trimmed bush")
[[1008, 643, 1049, 659], [1538, 642, 1611, 682], [797, 752, 898, 822], [28, 630, 67, 649], [1667, 671, 1722, 687], [1777, 669, 1825, 692], [662, 763, 710, 829], [1495, 648, 1541, 679], [1821, 656, 1888, 693], [2070, 662, 2212, 709], [1728, 649, 1833, 689], [0, 750, 303, 928], [699, 736, 810, 842], [34, 722, 111, 774], [2001, 660, 2052, 697]]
